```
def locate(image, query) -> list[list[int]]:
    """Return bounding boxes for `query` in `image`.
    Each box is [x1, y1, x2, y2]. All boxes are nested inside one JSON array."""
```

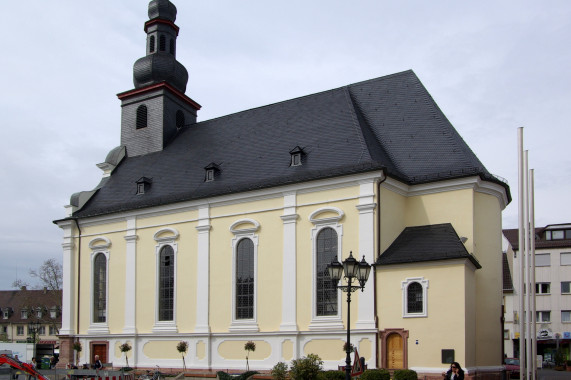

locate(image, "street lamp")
[[27, 319, 41, 359], [328, 251, 372, 380]]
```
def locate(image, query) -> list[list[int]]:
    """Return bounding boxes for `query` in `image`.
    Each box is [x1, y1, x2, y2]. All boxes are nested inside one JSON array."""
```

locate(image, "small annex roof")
[[69, 70, 510, 219], [375, 223, 481, 269]]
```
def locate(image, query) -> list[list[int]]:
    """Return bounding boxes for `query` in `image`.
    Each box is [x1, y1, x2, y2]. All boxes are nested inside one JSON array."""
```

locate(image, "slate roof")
[[71, 70, 510, 218], [375, 223, 481, 268]]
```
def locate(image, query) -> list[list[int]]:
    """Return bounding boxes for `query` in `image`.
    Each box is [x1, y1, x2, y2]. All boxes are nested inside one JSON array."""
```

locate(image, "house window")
[[402, 277, 429, 317], [536, 283, 551, 295], [536, 253, 550, 267], [159, 245, 175, 321], [17, 326, 24, 335], [536, 311, 551, 323], [2, 309, 8, 319], [316, 227, 338, 316], [562, 282, 571, 294], [93, 252, 107, 323], [38, 326, 46, 335], [149, 35, 155, 53], [36, 308, 43, 318], [50, 308, 57, 319], [21, 310, 28, 319], [291, 153, 302, 166], [205, 169, 214, 182], [236, 238, 255, 320], [136, 105, 148, 129], [504, 329, 510, 340], [561, 253, 571, 266], [49, 325, 56, 335]]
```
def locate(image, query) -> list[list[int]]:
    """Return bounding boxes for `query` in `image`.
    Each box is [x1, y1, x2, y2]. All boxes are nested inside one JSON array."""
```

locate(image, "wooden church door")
[[387, 333, 404, 369]]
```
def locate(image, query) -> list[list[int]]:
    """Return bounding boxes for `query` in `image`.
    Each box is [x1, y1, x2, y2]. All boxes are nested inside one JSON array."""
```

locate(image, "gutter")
[[374, 170, 387, 368]]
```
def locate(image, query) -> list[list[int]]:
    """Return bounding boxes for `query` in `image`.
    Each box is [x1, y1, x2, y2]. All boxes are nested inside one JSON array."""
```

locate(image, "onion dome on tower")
[[133, 0, 188, 93]]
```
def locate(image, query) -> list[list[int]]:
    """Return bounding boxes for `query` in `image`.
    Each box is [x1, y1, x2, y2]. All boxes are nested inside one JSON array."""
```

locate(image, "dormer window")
[[49, 307, 58, 319], [136, 177, 153, 195], [36, 307, 43, 318], [21, 309, 28, 319], [289, 146, 305, 167], [204, 163, 220, 182], [2, 308, 10, 319]]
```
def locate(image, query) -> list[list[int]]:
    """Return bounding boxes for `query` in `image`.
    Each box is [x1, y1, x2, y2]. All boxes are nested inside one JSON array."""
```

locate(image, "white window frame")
[[153, 228, 179, 333], [536, 311, 551, 323], [229, 219, 260, 332], [562, 310, 571, 323], [87, 236, 111, 334], [561, 252, 571, 266], [309, 207, 344, 330], [16, 326, 24, 335], [401, 277, 429, 318], [562, 281, 571, 294], [21, 310, 28, 319]]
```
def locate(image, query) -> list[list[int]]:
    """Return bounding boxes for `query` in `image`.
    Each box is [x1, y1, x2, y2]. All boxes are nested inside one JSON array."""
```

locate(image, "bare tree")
[[30, 258, 63, 290]]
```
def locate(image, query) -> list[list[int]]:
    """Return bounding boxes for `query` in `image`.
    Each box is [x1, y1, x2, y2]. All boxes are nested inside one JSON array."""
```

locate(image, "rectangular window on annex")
[[561, 253, 571, 266], [562, 282, 571, 294], [536, 253, 551, 267]]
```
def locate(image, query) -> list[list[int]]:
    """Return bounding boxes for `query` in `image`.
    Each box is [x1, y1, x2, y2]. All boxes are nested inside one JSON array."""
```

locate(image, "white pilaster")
[[355, 180, 377, 330], [195, 204, 211, 333], [123, 217, 138, 334], [59, 220, 75, 335], [280, 192, 298, 331]]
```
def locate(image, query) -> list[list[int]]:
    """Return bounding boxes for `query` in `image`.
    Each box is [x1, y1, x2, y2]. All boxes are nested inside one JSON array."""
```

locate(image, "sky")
[[1, 1, 570, 289]]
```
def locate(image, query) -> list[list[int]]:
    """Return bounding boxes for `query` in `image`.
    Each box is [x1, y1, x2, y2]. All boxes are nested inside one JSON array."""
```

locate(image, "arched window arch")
[[316, 227, 338, 316], [158, 245, 175, 321], [401, 277, 429, 317], [176, 110, 185, 129], [93, 252, 107, 323], [136, 105, 147, 129], [236, 238, 254, 320], [149, 35, 156, 53], [159, 35, 166, 51]]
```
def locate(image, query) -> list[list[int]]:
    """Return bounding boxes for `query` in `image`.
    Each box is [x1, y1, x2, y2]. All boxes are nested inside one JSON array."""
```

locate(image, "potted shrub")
[[177, 341, 189, 372], [119, 342, 132, 370], [72, 341, 82, 366], [244, 341, 256, 371]]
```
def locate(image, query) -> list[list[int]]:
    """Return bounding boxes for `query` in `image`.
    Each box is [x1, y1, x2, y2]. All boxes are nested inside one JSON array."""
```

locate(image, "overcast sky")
[[1, 1, 570, 289]]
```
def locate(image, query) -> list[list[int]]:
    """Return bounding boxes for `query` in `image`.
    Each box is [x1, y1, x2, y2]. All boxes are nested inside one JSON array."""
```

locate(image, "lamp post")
[[328, 251, 372, 380], [27, 319, 41, 359]]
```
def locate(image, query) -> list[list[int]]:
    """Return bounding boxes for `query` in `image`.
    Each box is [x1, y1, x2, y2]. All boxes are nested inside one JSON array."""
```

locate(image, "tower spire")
[[133, 0, 188, 93]]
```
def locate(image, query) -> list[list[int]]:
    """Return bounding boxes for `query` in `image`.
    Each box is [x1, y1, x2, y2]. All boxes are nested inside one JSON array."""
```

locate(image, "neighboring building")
[[54, 0, 510, 377], [0, 287, 62, 361], [503, 224, 571, 363]]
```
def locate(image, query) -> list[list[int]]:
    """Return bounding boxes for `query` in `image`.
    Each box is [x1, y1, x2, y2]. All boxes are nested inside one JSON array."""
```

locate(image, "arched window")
[[236, 238, 254, 320], [158, 245, 174, 321], [407, 282, 423, 313], [93, 253, 107, 323], [136, 105, 147, 129], [149, 35, 156, 53], [176, 110, 185, 129], [169, 38, 175, 55], [401, 277, 428, 317], [159, 35, 166, 51], [316, 227, 338, 316]]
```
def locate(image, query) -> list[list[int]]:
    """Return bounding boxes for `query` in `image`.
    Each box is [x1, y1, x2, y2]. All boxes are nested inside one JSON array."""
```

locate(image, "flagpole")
[[517, 127, 526, 380]]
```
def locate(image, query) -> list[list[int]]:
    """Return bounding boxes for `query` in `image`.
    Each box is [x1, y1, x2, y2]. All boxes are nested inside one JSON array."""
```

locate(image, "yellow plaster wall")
[[377, 264, 468, 367], [143, 341, 180, 359], [282, 340, 293, 361], [379, 187, 406, 252], [472, 192, 503, 366], [196, 341, 206, 360], [218, 340, 271, 360], [304, 339, 345, 361]]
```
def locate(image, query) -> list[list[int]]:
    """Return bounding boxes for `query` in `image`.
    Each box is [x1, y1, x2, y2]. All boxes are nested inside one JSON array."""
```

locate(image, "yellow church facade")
[[55, 1, 510, 377]]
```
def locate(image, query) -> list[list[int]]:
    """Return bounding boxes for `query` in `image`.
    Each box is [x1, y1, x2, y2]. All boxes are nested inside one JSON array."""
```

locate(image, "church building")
[[54, 1, 511, 377]]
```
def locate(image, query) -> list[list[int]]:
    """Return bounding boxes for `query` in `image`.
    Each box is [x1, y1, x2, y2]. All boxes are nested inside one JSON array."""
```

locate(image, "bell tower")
[[117, 0, 201, 157]]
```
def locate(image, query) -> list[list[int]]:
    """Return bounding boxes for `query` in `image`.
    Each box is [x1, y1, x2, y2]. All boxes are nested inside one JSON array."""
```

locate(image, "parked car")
[[504, 358, 520, 378]]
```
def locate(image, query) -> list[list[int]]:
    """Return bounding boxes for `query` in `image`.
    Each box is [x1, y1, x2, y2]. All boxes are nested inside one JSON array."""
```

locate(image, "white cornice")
[[382, 176, 508, 210]]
